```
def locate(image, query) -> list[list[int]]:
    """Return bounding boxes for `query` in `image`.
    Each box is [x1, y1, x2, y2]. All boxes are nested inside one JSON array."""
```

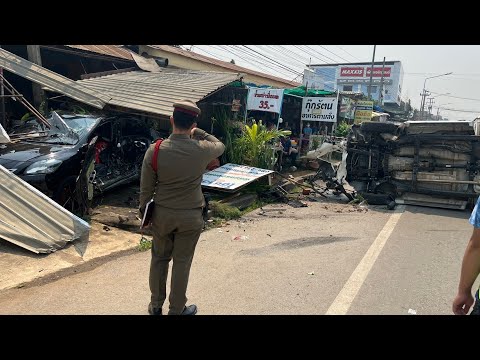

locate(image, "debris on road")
[[232, 235, 249, 241], [407, 308, 417, 315], [0, 164, 90, 254], [103, 225, 111, 232], [308, 272, 315, 276], [288, 200, 308, 208]]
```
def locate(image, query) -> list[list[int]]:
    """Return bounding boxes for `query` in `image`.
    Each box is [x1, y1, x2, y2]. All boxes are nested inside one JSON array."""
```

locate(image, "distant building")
[[306, 61, 404, 106]]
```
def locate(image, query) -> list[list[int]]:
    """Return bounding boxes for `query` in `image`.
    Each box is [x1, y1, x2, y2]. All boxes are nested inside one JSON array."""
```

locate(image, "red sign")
[[340, 67, 364, 77], [366, 67, 391, 77]]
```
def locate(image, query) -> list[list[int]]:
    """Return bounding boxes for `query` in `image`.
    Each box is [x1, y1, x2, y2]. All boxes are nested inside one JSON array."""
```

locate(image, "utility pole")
[[367, 45, 376, 99], [420, 89, 430, 120], [427, 97, 434, 120], [378, 56, 386, 104], [420, 72, 452, 120], [26, 45, 46, 110], [0, 45, 5, 129]]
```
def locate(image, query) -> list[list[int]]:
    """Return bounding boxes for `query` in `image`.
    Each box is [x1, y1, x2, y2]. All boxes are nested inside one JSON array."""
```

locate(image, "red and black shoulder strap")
[[151, 139, 163, 173]]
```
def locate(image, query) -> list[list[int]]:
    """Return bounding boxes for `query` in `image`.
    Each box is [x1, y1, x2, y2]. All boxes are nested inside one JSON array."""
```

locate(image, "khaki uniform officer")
[[139, 99, 225, 315]]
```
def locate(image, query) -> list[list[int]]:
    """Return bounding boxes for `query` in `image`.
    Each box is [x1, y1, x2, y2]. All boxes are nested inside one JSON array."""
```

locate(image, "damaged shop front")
[[0, 48, 248, 254]]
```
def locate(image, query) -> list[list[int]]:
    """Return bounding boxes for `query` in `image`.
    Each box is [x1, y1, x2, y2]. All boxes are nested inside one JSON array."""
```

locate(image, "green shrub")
[[209, 201, 242, 220]]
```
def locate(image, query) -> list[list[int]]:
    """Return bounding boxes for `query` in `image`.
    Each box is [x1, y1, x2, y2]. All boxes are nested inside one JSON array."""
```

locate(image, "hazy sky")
[[186, 45, 480, 121]]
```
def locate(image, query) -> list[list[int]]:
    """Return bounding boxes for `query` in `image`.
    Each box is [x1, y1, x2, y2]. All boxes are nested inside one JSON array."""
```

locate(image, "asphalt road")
[[0, 202, 475, 315]]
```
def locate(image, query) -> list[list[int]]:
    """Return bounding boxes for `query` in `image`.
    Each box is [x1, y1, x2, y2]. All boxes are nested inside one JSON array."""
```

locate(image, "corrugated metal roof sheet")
[[65, 45, 133, 60], [0, 164, 90, 254], [0, 48, 110, 109], [77, 68, 241, 117], [148, 45, 300, 87]]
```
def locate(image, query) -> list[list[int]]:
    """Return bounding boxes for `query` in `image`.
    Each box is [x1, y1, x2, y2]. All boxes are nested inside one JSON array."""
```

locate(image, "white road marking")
[[325, 205, 405, 315]]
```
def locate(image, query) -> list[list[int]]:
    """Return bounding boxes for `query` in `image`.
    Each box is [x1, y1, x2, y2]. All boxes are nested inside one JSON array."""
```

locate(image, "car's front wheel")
[[53, 175, 82, 215]]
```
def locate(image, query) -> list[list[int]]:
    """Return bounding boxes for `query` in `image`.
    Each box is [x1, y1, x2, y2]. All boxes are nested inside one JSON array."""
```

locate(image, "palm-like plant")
[[233, 120, 291, 170]]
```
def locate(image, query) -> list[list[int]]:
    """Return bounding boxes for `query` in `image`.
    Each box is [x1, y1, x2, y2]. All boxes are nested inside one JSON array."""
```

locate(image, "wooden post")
[[26, 45, 46, 110]]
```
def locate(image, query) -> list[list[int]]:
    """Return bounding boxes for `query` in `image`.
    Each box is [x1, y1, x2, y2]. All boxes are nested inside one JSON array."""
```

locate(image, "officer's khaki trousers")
[[149, 206, 204, 314]]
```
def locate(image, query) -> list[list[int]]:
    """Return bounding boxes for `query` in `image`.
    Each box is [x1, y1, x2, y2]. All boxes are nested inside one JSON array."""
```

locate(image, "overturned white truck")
[[345, 120, 480, 210]]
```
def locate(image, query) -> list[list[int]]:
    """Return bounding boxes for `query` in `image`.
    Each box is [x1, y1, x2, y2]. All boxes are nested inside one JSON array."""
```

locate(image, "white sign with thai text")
[[301, 97, 338, 122], [246, 88, 284, 114], [201, 163, 273, 191]]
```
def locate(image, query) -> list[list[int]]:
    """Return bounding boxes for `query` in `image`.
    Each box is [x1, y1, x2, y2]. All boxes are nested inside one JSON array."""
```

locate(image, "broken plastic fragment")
[[407, 308, 417, 315], [308, 272, 315, 275]]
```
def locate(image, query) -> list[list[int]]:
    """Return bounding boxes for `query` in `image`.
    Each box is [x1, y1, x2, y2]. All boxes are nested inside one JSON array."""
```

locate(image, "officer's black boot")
[[148, 303, 162, 315]]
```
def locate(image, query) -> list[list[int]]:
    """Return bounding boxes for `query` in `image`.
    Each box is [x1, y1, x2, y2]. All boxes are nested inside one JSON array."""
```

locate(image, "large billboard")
[[339, 66, 391, 78]]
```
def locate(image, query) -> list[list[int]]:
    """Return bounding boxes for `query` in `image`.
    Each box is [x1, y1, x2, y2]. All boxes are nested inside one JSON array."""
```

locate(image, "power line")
[[259, 46, 341, 82], [294, 45, 337, 64], [434, 107, 480, 113], [303, 45, 344, 63], [186, 46, 231, 62], [406, 72, 480, 76], [241, 45, 303, 76], [315, 45, 352, 63], [303, 45, 338, 63], [211, 45, 285, 76], [334, 45, 362, 61], [229, 45, 300, 78], [279, 45, 319, 64], [259, 45, 310, 69], [428, 91, 480, 102], [197, 45, 296, 80]]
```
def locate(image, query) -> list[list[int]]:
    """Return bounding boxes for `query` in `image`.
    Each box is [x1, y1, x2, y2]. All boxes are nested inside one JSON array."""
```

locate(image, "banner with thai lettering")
[[301, 97, 338, 122], [246, 88, 284, 114], [354, 100, 374, 124], [201, 163, 273, 191]]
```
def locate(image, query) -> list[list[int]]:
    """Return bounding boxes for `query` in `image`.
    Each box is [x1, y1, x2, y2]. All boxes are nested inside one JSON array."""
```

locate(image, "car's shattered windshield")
[[11, 113, 98, 145]]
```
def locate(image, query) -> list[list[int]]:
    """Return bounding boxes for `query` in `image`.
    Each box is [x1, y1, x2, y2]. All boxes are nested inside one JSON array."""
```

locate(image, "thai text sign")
[[301, 97, 338, 122], [201, 163, 273, 191], [354, 100, 374, 124], [246, 88, 284, 113]]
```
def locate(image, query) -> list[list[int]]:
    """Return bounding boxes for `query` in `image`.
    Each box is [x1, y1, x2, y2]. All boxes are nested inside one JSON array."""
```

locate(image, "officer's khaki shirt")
[[140, 129, 225, 210]]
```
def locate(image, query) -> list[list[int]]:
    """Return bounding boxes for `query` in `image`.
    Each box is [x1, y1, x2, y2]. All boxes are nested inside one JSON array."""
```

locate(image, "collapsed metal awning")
[[76, 69, 242, 117], [0, 48, 242, 119], [0, 164, 90, 254], [0, 48, 110, 109]]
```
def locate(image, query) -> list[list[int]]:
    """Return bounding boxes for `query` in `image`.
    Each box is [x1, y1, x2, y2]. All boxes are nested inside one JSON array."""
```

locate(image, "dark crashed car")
[[0, 112, 154, 213]]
